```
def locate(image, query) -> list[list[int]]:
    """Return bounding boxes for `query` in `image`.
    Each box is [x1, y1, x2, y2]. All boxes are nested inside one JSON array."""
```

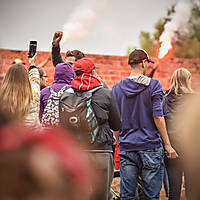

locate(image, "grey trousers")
[[87, 150, 115, 200]]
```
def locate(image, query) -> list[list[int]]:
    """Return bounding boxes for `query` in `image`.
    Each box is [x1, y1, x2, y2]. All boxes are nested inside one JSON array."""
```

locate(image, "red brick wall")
[[1, 48, 200, 91]]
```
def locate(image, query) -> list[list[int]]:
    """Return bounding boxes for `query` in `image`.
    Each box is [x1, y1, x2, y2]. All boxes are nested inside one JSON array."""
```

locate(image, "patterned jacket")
[[24, 67, 41, 130]]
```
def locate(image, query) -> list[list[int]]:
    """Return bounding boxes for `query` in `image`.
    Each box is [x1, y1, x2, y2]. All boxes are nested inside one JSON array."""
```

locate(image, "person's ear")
[[141, 60, 145, 68], [142, 60, 148, 68]]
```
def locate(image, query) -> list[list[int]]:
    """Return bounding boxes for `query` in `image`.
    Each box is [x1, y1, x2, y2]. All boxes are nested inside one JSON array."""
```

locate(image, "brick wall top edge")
[[86, 53, 127, 59], [0, 48, 49, 53], [0, 48, 24, 52], [1, 48, 200, 62]]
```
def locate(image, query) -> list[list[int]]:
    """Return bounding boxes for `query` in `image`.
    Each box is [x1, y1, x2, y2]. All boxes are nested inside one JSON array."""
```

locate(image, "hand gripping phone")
[[28, 41, 37, 58]]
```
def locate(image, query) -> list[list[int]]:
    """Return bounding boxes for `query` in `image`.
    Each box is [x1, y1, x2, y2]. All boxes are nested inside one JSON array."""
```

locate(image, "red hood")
[[71, 73, 102, 91]]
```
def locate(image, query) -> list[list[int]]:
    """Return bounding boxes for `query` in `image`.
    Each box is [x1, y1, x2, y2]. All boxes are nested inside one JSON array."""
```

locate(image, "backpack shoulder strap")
[[58, 84, 69, 95], [63, 86, 102, 95], [65, 87, 75, 94], [88, 86, 103, 93], [49, 87, 57, 96], [49, 85, 69, 97]]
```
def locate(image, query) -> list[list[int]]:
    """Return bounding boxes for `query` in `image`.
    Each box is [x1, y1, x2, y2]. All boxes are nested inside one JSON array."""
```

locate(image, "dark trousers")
[[88, 150, 114, 200], [165, 156, 184, 200]]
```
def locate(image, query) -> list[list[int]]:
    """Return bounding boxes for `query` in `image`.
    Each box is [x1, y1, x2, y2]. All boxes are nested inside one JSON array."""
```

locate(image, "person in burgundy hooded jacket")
[[39, 62, 75, 123]]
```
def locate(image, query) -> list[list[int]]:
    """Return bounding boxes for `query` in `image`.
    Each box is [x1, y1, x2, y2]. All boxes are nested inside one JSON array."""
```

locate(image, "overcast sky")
[[0, 0, 177, 56]]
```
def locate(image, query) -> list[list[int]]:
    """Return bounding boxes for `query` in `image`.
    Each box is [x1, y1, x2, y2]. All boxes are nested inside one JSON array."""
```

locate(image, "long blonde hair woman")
[[0, 64, 32, 122], [162, 68, 193, 200], [167, 67, 193, 96], [0, 56, 41, 129]]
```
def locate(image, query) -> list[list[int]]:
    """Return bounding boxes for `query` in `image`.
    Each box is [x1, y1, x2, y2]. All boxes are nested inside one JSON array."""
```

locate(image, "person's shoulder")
[[149, 79, 163, 94], [93, 87, 113, 99], [112, 82, 119, 89], [150, 78, 160, 84], [150, 78, 162, 87], [112, 78, 127, 89], [96, 87, 111, 94], [40, 86, 50, 95]]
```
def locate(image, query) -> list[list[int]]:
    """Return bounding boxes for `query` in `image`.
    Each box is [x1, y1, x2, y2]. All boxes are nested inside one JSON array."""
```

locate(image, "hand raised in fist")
[[52, 31, 63, 46]]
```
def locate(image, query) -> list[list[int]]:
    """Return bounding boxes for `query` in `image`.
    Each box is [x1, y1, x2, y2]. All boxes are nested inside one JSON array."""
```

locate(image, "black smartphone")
[[28, 41, 37, 58]]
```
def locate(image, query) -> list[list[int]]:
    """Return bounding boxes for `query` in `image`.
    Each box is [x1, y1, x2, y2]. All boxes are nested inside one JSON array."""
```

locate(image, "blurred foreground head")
[[179, 94, 200, 199], [0, 74, 4, 86], [0, 126, 95, 200]]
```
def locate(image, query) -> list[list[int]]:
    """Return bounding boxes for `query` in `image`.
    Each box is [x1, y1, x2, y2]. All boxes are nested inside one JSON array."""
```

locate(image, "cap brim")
[[147, 59, 154, 64]]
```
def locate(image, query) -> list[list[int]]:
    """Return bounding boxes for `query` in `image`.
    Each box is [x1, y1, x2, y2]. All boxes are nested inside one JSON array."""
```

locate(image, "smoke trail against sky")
[[61, 0, 111, 43], [158, 0, 193, 58], [159, 0, 192, 44]]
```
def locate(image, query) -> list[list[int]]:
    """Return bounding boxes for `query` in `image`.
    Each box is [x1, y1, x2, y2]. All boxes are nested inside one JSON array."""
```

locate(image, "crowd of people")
[[0, 31, 199, 200]]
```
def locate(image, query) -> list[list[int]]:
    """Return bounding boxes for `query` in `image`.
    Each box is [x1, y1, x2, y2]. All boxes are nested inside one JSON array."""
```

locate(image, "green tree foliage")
[[173, 37, 200, 58], [174, 2, 200, 58], [126, 46, 137, 56], [127, 2, 200, 58], [190, 3, 200, 41], [139, 31, 157, 56]]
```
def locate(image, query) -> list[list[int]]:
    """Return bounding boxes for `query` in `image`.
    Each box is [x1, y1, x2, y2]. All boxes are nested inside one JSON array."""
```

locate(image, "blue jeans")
[[119, 147, 164, 200], [163, 167, 169, 198]]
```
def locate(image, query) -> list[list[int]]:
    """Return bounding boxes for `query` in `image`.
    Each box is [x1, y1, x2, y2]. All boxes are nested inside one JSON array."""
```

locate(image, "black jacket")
[[162, 90, 191, 155], [91, 87, 121, 151], [52, 46, 64, 67]]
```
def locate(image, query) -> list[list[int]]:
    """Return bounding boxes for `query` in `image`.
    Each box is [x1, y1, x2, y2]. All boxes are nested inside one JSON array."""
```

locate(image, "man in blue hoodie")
[[112, 49, 178, 200]]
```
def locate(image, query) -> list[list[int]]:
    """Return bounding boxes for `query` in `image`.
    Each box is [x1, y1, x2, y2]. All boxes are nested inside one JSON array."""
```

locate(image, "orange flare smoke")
[[158, 40, 172, 59]]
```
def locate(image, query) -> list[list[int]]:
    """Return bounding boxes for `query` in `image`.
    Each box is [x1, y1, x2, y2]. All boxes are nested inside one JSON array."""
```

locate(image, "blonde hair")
[[167, 68, 193, 96], [0, 64, 32, 120]]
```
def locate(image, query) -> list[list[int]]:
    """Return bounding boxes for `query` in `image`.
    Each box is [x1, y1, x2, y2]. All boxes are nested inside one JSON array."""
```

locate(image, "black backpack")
[[59, 86, 102, 143]]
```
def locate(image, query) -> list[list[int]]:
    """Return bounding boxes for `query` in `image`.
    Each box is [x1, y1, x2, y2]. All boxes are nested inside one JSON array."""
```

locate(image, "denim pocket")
[[140, 147, 164, 170], [119, 150, 128, 167]]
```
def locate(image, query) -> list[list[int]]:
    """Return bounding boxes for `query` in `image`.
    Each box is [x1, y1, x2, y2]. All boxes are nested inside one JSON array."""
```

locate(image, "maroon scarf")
[[71, 73, 102, 91]]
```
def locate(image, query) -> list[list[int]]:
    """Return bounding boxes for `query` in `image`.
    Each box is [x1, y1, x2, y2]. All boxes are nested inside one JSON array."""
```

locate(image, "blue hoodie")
[[112, 75, 163, 151]]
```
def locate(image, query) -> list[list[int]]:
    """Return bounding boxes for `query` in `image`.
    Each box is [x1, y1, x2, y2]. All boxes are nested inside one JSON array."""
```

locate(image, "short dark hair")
[[66, 51, 75, 58], [66, 50, 85, 61]]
